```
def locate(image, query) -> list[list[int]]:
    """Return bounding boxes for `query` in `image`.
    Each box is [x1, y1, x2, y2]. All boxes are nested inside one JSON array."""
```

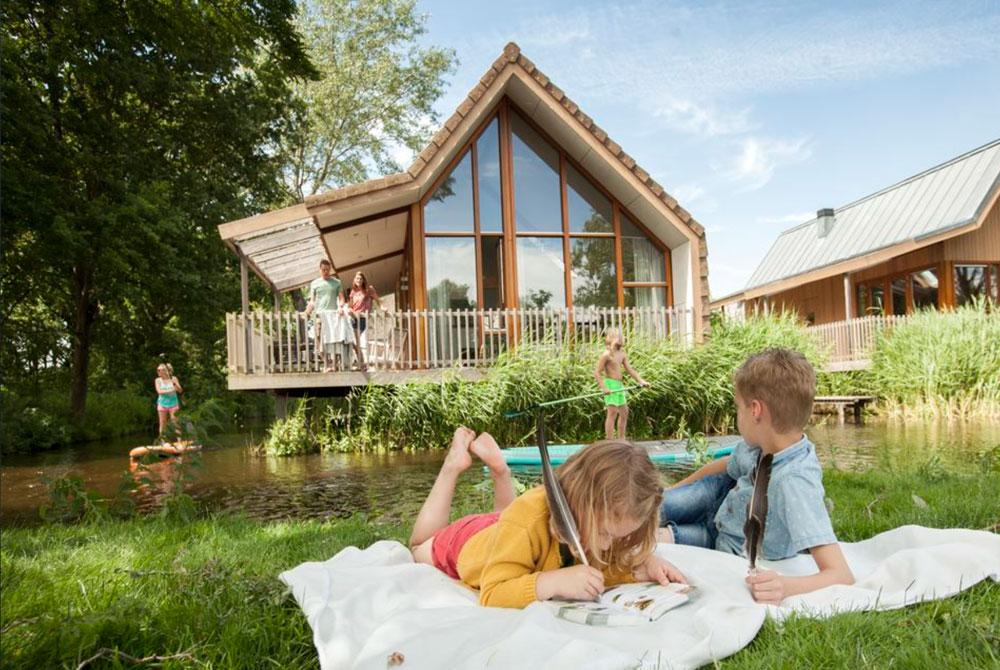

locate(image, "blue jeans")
[[659, 474, 736, 549]]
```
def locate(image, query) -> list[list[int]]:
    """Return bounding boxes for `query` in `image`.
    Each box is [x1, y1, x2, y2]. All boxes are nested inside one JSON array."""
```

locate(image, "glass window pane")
[[624, 286, 666, 309], [856, 285, 869, 317], [516, 237, 565, 308], [954, 264, 986, 307], [621, 215, 665, 282], [424, 151, 474, 233], [870, 285, 885, 314], [566, 164, 612, 233], [480, 236, 503, 309], [911, 268, 939, 310], [510, 113, 562, 233], [477, 119, 503, 233], [570, 238, 617, 307], [425, 237, 477, 309], [891, 278, 907, 315]]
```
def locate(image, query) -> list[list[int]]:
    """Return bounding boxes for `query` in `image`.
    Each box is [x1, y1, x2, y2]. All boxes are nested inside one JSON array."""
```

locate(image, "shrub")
[[263, 399, 316, 456]]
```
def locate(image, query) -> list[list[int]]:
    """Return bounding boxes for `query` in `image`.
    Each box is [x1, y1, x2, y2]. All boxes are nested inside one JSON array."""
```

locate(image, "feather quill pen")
[[536, 412, 589, 567], [743, 451, 774, 572]]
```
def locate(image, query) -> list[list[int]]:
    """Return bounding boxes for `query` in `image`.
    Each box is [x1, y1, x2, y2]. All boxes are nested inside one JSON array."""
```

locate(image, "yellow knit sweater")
[[456, 486, 636, 608]]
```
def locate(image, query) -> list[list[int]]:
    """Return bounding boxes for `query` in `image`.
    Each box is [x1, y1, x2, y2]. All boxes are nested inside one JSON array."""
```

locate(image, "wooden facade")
[[725, 140, 1000, 326], [742, 197, 999, 324]]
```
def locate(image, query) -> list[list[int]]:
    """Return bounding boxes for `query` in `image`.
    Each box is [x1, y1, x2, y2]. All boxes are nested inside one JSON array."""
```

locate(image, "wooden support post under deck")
[[273, 289, 281, 313], [274, 392, 288, 420]]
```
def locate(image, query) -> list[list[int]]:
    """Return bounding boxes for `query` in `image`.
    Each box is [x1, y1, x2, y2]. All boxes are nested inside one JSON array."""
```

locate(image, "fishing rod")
[[502, 383, 650, 419]]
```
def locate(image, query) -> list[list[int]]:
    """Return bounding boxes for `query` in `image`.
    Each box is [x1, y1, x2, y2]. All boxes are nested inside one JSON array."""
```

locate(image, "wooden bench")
[[813, 395, 877, 425]]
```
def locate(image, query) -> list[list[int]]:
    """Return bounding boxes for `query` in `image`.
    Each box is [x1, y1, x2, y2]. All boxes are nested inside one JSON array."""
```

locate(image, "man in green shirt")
[[304, 259, 345, 371]]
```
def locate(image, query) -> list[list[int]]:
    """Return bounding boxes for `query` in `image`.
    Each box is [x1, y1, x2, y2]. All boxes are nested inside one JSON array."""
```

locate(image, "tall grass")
[[327, 312, 824, 451], [870, 302, 1000, 419]]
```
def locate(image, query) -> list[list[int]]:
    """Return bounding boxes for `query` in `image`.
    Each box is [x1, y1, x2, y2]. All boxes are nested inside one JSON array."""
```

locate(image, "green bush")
[[0, 398, 71, 453], [264, 399, 316, 456]]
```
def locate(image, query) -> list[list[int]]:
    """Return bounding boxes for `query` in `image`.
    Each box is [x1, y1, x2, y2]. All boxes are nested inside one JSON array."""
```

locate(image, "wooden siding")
[[750, 274, 846, 324], [943, 199, 1000, 261], [746, 199, 999, 324]]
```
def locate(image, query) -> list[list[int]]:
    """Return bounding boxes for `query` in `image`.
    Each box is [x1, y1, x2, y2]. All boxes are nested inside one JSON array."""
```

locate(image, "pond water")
[[2, 420, 997, 527]]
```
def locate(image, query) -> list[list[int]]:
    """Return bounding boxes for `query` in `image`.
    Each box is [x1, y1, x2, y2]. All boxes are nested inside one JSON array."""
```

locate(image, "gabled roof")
[[305, 42, 705, 239], [743, 139, 1000, 295], [220, 42, 710, 321]]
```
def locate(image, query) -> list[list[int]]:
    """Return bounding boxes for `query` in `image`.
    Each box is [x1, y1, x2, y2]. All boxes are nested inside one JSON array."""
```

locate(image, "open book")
[[550, 582, 694, 626]]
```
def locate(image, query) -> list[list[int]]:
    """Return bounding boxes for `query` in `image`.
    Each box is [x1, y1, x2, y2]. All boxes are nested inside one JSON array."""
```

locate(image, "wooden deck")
[[814, 395, 877, 424], [225, 306, 694, 392]]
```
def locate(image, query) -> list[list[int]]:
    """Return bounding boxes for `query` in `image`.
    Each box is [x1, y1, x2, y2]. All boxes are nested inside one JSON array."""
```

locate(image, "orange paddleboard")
[[129, 442, 202, 459]]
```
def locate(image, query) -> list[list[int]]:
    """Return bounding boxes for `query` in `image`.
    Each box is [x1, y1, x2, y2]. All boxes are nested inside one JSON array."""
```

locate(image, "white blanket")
[[279, 526, 1000, 670]]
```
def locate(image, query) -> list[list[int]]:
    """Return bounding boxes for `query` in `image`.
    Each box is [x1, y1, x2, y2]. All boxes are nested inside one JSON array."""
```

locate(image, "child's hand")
[[639, 380, 650, 387], [746, 569, 785, 604], [634, 554, 687, 585], [535, 565, 605, 601]]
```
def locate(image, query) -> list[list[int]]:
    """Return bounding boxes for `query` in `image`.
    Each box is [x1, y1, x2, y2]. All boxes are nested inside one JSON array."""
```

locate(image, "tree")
[[1, 0, 315, 420], [280, 0, 456, 200]]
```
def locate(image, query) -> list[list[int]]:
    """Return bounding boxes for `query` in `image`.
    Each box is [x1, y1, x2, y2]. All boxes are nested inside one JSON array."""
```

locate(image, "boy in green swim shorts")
[[594, 328, 649, 440]]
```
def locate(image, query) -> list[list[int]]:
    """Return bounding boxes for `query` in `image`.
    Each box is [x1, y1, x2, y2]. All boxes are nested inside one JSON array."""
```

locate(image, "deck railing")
[[806, 314, 906, 364], [225, 306, 693, 375]]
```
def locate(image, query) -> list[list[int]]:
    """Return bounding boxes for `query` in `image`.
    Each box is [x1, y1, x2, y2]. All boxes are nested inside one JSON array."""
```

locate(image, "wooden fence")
[[225, 306, 693, 375], [806, 314, 905, 366]]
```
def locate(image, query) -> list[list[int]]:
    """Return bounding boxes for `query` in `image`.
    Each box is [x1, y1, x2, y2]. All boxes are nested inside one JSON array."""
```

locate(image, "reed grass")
[[331, 312, 824, 451], [870, 302, 1000, 417]]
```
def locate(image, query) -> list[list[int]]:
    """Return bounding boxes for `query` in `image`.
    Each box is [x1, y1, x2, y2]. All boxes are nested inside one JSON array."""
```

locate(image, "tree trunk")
[[69, 263, 96, 423]]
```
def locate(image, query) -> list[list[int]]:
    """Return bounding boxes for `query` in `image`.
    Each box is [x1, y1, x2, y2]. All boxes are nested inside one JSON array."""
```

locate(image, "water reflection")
[[2, 420, 997, 527]]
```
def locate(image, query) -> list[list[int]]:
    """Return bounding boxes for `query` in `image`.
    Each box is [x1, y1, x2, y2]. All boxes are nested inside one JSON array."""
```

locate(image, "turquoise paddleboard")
[[502, 443, 734, 466]]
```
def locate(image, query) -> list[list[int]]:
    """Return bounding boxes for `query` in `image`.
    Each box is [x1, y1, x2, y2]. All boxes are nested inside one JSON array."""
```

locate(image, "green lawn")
[[2, 470, 998, 669]]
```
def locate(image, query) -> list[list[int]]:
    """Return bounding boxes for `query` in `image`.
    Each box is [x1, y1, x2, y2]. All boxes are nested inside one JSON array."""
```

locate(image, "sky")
[[400, 0, 1000, 298]]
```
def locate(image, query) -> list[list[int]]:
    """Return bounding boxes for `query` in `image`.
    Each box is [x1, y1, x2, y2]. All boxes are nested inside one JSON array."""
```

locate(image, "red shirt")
[[349, 286, 378, 313]]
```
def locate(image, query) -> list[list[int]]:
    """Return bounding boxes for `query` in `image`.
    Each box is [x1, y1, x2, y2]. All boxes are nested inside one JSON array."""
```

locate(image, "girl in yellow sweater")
[[410, 427, 686, 608]]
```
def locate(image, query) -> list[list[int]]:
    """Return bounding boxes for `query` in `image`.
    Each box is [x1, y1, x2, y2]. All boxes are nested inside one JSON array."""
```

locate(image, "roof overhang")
[[218, 204, 326, 292]]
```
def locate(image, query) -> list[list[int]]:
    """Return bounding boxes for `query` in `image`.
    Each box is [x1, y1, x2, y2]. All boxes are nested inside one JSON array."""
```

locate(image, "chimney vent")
[[816, 208, 836, 238]]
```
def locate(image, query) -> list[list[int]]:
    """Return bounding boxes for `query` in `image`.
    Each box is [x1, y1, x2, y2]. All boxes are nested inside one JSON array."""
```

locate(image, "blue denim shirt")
[[714, 435, 837, 560]]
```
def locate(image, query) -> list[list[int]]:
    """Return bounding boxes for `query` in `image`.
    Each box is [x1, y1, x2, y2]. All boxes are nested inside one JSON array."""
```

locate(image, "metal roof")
[[745, 139, 1000, 291]]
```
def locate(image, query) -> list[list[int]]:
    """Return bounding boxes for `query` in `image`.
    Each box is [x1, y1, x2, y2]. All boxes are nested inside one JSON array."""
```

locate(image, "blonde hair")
[[553, 441, 662, 572], [733, 347, 815, 433], [604, 328, 623, 351]]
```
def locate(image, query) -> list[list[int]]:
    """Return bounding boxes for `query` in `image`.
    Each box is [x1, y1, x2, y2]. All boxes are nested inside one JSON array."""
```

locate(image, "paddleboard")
[[129, 443, 202, 459], [502, 439, 737, 466]]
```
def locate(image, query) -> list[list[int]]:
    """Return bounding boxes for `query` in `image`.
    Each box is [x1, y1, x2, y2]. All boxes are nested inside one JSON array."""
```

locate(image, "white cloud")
[[721, 136, 812, 192], [670, 183, 706, 204], [442, 2, 1000, 106], [654, 100, 753, 137]]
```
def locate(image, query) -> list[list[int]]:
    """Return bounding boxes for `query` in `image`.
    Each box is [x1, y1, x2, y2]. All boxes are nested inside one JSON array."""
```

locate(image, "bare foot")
[[442, 426, 475, 472], [470, 432, 509, 475]]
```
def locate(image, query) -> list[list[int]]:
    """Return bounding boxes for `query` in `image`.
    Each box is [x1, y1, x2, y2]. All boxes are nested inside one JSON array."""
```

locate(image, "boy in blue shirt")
[[659, 348, 854, 604]]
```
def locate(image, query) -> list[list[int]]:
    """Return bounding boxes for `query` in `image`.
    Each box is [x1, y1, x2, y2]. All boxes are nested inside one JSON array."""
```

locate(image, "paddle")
[[743, 451, 774, 572], [503, 383, 647, 419]]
